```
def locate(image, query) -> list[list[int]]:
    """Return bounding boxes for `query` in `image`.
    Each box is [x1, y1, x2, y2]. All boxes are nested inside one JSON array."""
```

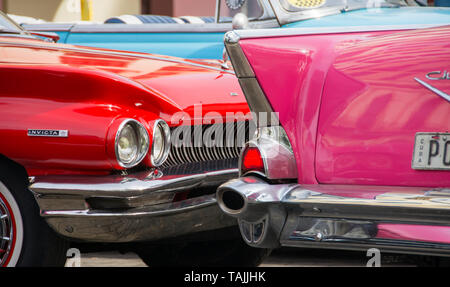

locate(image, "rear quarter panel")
[[239, 31, 393, 184], [316, 26, 450, 186]]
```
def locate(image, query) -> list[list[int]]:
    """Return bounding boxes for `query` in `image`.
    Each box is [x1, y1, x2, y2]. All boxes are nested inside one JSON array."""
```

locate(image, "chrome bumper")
[[29, 167, 239, 242], [217, 177, 450, 257]]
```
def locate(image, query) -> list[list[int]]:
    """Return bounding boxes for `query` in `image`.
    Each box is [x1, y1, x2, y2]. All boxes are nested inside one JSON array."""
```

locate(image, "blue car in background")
[[21, 0, 450, 59]]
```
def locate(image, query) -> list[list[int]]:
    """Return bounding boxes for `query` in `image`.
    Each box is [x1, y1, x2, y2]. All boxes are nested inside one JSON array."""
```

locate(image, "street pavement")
[[69, 248, 419, 267]]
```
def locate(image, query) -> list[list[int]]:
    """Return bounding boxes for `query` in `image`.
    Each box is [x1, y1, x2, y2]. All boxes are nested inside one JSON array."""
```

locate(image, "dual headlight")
[[115, 119, 170, 168], [150, 120, 171, 167]]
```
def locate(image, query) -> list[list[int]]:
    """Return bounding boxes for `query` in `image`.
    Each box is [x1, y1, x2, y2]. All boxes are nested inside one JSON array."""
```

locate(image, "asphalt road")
[[69, 248, 421, 267]]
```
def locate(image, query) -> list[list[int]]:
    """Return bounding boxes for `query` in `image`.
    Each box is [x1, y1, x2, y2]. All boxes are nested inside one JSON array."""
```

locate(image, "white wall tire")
[[0, 181, 24, 267], [0, 161, 69, 267]]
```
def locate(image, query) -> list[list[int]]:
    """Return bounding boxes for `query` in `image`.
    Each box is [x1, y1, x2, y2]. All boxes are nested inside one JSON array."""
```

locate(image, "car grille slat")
[[162, 121, 253, 168]]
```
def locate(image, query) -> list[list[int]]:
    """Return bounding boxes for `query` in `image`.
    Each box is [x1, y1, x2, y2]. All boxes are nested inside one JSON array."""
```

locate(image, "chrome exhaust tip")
[[217, 188, 247, 217]]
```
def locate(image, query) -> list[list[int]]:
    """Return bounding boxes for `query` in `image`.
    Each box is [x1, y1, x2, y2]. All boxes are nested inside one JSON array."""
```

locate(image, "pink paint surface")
[[240, 26, 450, 187], [377, 224, 450, 244]]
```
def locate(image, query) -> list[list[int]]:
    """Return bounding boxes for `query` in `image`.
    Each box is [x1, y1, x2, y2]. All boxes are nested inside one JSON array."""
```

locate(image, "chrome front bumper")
[[29, 166, 239, 242], [217, 177, 450, 257]]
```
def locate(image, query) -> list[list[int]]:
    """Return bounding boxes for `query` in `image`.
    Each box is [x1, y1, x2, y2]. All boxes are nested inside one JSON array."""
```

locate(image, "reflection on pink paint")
[[377, 223, 450, 244]]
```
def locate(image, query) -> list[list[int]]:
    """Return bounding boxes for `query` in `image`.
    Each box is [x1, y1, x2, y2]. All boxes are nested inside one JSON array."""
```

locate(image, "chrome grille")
[[162, 121, 255, 167]]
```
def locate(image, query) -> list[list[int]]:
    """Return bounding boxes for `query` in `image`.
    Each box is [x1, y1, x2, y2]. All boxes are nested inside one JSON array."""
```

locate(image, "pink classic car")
[[217, 24, 450, 261]]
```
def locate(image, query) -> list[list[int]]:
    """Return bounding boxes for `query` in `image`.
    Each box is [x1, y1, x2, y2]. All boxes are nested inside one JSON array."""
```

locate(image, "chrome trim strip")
[[0, 41, 235, 74], [30, 168, 238, 199], [231, 23, 449, 40], [23, 20, 279, 33], [238, 78, 275, 117], [224, 31, 254, 78], [415, 77, 450, 103]]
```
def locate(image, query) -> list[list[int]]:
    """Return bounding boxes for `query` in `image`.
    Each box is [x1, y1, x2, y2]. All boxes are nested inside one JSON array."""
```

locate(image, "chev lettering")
[[426, 70, 450, 80], [415, 77, 450, 103], [27, 129, 68, 137]]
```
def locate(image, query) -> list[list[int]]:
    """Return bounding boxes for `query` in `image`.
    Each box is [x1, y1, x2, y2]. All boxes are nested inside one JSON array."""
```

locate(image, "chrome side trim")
[[238, 78, 275, 117], [232, 23, 450, 40], [224, 31, 276, 122], [224, 32, 254, 78], [0, 41, 235, 74]]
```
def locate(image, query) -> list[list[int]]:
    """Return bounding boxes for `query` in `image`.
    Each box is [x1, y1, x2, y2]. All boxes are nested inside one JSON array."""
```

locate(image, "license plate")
[[412, 133, 450, 170]]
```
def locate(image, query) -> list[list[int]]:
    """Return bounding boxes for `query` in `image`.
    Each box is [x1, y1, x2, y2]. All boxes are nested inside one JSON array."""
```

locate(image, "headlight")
[[115, 119, 149, 168], [151, 120, 171, 167]]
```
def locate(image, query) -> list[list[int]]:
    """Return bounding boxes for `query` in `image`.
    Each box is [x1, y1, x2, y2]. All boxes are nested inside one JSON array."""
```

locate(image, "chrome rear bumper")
[[29, 166, 238, 242], [217, 177, 450, 257]]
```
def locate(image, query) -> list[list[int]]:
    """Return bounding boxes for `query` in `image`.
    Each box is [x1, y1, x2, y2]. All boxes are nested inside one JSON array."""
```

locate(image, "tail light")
[[239, 126, 298, 180], [240, 146, 265, 176]]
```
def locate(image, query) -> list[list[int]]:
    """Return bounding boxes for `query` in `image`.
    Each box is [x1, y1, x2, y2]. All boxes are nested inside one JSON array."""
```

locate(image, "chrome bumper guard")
[[217, 177, 450, 256], [29, 167, 239, 242]]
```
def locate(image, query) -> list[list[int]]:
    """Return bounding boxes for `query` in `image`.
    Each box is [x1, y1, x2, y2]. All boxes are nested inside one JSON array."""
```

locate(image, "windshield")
[[0, 11, 26, 33], [218, 0, 266, 22], [279, 0, 405, 12], [270, 0, 411, 24]]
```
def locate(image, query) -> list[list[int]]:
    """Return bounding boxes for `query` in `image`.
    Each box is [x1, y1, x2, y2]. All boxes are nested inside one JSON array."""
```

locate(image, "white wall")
[[5, 0, 141, 22]]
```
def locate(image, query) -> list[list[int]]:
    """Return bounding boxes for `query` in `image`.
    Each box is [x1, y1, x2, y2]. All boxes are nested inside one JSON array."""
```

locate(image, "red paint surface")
[[0, 36, 249, 175]]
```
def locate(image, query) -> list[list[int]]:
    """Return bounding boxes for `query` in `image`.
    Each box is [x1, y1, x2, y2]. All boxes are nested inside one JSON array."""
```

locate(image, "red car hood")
[[0, 36, 249, 121]]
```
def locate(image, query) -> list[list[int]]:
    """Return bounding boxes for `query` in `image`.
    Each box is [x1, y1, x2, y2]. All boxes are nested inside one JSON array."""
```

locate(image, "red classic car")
[[217, 25, 450, 263], [0, 12, 270, 267]]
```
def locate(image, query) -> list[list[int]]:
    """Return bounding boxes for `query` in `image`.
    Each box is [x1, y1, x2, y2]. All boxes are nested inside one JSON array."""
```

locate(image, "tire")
[[0, 166, 68, 267], [137, 238, 271, 267]]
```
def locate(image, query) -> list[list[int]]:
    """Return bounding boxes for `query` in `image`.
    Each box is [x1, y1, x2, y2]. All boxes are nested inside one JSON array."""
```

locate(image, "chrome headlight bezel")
[[115, 119, 149, 168], [150, 119, 171, 167]]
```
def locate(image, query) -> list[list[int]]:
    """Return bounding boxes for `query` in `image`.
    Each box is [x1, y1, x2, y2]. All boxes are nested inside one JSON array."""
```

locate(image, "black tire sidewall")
[[0, 167, 68, 267]]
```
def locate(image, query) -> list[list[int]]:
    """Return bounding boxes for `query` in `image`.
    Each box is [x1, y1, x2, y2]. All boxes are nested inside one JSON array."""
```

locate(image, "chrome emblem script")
[[27, 129, 68, 137], [426, 71, 450, 80], [415, 70, 450, 103]]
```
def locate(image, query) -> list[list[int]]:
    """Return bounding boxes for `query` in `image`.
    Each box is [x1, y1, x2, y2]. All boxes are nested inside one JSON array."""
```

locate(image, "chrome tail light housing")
[[239, 125, 298, 180]]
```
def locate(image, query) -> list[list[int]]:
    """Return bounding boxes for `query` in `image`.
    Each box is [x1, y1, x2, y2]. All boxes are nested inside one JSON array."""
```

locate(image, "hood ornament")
[[415, 70, 450, 103]]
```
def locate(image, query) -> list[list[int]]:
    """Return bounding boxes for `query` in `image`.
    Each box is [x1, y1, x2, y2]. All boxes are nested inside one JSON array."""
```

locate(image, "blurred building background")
[[0, 0, 446, 23], [0, 0, 216, 23]]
